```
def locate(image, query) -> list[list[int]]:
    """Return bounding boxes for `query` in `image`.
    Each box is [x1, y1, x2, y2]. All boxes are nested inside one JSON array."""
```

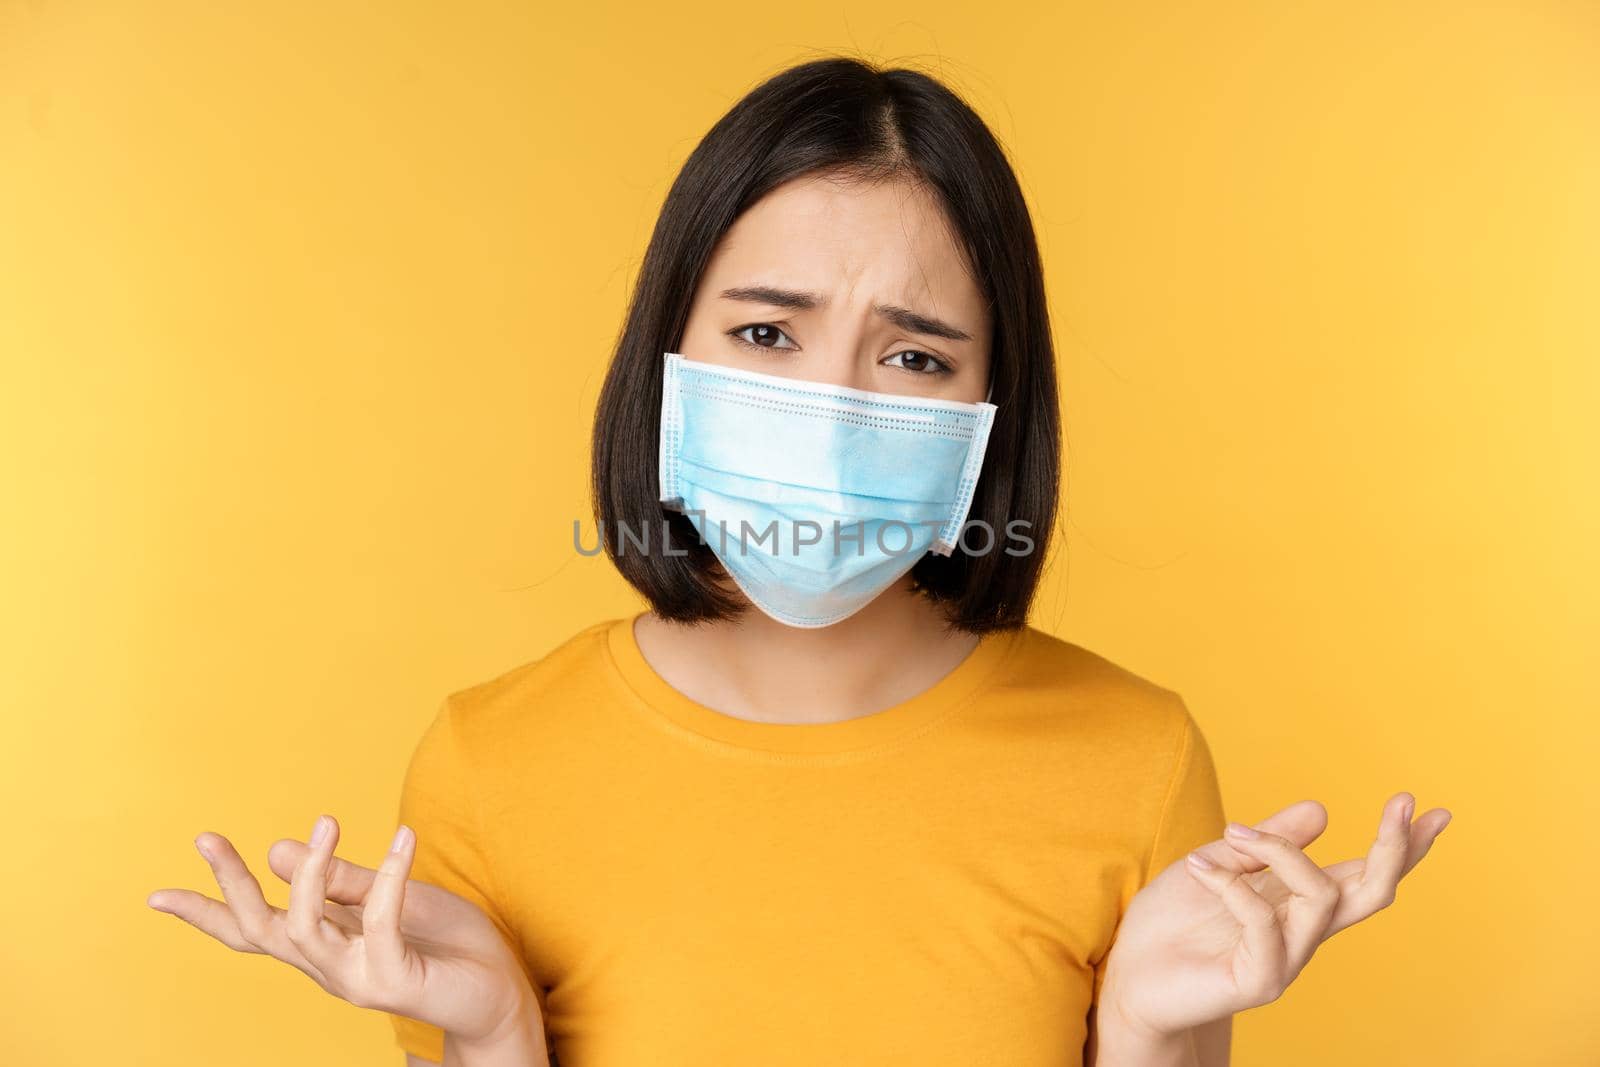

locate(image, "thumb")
[[1191, 798, 1329, 873], [267, 837, 379, 904]]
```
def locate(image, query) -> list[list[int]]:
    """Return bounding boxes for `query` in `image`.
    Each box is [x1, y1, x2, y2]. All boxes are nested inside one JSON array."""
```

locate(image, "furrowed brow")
[[718, 286, 824, 311], [874, 304, 973, 343], [718, 286, 973, 343]]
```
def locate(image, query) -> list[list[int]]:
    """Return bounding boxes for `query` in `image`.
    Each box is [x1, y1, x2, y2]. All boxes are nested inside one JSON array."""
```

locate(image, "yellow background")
[[2, 2, 1595, 1063]]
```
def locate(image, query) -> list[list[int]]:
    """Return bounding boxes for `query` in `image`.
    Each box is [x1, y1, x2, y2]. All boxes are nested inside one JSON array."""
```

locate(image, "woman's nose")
[[797, 348, 872, 391]]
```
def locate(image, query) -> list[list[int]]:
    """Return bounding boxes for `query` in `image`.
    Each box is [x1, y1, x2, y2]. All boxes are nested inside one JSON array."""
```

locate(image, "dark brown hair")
[[590, 56, 1060, 633]]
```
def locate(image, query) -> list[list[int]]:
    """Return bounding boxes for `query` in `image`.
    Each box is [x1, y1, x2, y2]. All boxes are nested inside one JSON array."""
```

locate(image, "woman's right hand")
[[147, 814, 542, 1054]]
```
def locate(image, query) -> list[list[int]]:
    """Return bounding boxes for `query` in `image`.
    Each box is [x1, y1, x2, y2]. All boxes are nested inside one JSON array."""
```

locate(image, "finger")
[[363, 824, 417, 979], [1398, 807, 1453, 878], [265, 838, 368, 927], [148, 887, 261, 953], [189, 832, 329, 983], [268, 838, 379, 906], [196, 832, 291, 954], [285, 815, 352, 975], [1220, 822, 1340, 969], [323, 900, 365, 935], [1191, 799, 1330, 873], [1184, 850, 1290, 1005], [1328, 793, 1413, 930], [1322, 805, 1453, 883], [1324, 799, 1452, 934]]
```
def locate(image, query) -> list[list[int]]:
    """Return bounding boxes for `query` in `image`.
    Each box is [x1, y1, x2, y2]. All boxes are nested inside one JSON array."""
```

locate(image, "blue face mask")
[[657, 352, 996, 628]]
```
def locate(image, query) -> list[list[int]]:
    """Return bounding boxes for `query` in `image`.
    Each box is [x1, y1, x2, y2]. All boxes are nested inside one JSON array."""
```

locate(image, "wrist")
[[1094, 986, 1197, 1067], [445, 984, 549, 1067]]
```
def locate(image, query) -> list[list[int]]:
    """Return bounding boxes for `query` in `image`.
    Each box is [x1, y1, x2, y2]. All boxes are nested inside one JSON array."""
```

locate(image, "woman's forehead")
[[704, 174, 984, 314]]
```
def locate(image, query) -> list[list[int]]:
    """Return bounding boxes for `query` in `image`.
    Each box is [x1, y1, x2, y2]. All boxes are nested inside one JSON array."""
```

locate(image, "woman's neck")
[[632, 579, 982, 725]]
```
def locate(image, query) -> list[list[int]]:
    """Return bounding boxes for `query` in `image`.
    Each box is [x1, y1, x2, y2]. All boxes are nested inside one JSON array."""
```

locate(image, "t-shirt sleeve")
[[1144, 696, 1227, 880], [1091, 692, 1227, 1006], [387, 696, 530, 1064]]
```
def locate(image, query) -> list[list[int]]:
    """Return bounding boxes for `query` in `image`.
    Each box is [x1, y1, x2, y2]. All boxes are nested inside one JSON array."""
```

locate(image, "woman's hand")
[[1097, 792, 1452, 1044], [146, 815, 542, 1055]]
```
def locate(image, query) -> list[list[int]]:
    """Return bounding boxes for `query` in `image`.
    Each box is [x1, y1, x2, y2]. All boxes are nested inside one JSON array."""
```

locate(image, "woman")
[[147, 57, 1452, 1067]]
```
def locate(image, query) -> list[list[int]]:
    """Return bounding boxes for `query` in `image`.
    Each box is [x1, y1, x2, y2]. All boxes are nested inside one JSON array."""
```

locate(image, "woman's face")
[[678, 172, 992, 404]]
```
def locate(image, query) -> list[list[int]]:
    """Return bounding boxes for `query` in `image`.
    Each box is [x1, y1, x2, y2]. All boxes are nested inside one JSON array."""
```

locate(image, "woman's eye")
[[729, 324, 799, 350], [884, 350, 950, 375]]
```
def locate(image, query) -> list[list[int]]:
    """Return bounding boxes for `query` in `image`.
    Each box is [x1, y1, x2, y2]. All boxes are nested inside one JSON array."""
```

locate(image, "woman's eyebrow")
[[719, 285, 973, 342], [719, 285, 822, 310], [874, 303, 972, 343]]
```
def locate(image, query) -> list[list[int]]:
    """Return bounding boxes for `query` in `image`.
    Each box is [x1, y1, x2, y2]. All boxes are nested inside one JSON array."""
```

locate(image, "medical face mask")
[[657, 351, 996, 628]]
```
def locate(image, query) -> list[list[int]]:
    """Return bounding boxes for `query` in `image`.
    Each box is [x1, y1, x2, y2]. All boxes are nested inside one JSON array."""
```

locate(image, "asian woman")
[[147, 56, 1452, 1067]]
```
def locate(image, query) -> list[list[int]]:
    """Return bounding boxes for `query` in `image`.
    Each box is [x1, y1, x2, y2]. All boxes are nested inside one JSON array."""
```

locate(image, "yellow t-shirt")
[[388, 614, 1225, 1065]]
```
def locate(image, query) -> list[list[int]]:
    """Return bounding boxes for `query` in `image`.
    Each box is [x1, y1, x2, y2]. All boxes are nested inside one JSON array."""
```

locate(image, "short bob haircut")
[[590, 56, 1060, 634]]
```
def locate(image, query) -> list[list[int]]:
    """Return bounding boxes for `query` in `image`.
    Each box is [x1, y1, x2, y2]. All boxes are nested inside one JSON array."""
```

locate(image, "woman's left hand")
[[1096, 792, 1452, 1043]]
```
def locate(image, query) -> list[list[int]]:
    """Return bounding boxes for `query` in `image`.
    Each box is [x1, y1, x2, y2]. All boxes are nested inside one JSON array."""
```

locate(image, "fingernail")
[[147, 892, 170, 912], [310, 815, 331, 847], [194, 835, 212, 861], [390, 824, 413, 853], [1224, 821, 1259, 839], [1437, 810, 1452, 832], [1401, 797, 1415, 824], [1187, 850, 1216, 870]]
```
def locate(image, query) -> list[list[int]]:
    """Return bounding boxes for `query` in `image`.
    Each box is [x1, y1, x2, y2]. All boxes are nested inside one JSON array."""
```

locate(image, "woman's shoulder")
[[430, 616, 630, 752], [1010, 625, 1184, 700], [1002, 624, 1197, 739], [996, 628, 1216, 823]]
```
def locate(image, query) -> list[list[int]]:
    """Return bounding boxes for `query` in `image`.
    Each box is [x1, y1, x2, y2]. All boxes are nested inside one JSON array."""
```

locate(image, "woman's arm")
[[1086, 1007, 1230, 1066], [147, 816, 550, 1066], [404, 1001, 551, 1067], [1090, 795, 1448, 1065], [438, 1001, 550, 1067]]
